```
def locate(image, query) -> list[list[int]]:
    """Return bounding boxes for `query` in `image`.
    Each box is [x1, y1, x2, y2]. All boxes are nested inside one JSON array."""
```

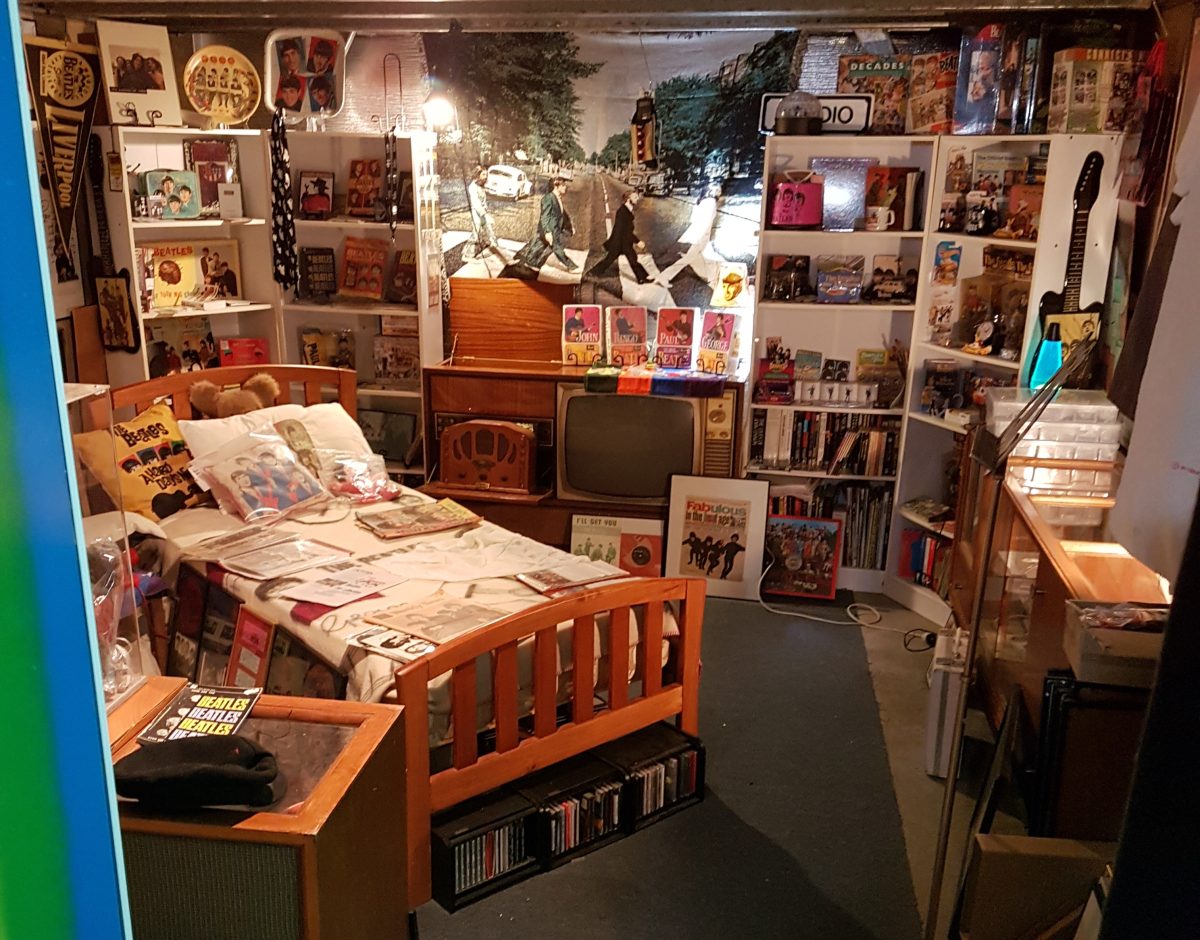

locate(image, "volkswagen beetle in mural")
[[484, 164, 534, 200]]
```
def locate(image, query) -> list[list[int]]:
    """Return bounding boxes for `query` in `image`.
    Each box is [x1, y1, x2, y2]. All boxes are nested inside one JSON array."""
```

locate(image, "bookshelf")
[[885, 133, 1122, 625], [98, 125, 281, 389], [748, 134, 938, 594], [747, 133, 1122, 606], [95, 126, 443, 480]]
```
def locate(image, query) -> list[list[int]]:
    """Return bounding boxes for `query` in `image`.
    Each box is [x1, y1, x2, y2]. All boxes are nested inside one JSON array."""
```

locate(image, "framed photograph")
[[762, 515, 843, 600], [665, 475, 768, 600], [297, 170, 334, 219], [183, 139, 241, 217], [95, 19, 182, 127], [264, 28, 345, 123]]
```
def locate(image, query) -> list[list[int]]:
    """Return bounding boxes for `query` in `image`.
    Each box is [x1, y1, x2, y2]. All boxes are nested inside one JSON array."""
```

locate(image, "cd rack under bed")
[[430, 721, 706, 911]]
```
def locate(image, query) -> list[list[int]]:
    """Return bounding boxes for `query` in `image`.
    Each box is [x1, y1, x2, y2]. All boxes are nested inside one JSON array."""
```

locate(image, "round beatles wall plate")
[[183, 46, 262, 126]]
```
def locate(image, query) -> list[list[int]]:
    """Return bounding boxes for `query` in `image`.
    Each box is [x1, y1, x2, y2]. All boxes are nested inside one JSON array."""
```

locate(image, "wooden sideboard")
[[421, 357, 745, 547]]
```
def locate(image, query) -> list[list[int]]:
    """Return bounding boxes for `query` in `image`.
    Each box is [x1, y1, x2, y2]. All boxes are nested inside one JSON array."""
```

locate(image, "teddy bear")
[[189, 373, 281, 419]]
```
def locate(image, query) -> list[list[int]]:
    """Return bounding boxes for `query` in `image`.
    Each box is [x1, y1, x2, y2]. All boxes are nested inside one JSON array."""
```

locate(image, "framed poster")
[[95, 19, 182, 126], [264, 28, 345, 122], [762, 514, 843, 601], [665, 475, 768, 600]]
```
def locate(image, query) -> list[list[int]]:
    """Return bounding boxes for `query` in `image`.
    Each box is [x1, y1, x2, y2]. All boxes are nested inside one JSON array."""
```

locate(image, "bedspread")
[[156, 490, 675, 745]]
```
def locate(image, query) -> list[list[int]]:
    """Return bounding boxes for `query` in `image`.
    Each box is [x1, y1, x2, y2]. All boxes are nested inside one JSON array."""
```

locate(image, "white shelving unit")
[[885, 133, 1122, 625], [99, 125, 281, 389], [748, 134, 938, 594], [746, 133, 1122, 607], [95, 126, 444, 476]]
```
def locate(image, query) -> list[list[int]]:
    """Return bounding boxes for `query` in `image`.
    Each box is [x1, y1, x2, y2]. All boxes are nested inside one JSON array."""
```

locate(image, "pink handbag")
[[769, 172, 823, 229]]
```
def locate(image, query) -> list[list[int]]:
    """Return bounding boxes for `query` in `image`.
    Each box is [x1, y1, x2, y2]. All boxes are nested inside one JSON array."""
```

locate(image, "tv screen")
[[563, 394, 695, 498]]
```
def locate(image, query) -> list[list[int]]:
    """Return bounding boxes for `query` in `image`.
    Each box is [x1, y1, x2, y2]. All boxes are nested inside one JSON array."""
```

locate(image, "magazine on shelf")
[[137, 683, 261, 745], [279, 560, 401, 607], [514, 558, 627, 595], [346, 626, 437, 663], [355, 498, 481, 540], [364, 594, 507, 643]]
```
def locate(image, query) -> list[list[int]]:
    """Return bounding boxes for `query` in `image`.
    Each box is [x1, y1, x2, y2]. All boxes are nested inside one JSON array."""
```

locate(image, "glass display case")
[[64, 383, 151, 711]]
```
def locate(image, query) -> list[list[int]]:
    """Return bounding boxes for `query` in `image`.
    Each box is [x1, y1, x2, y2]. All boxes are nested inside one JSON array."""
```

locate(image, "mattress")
[[155, 490, 674, 745]]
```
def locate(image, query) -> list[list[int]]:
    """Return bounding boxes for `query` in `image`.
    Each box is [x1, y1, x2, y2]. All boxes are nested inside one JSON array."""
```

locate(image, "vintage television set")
[[556, 387, 737, 504]]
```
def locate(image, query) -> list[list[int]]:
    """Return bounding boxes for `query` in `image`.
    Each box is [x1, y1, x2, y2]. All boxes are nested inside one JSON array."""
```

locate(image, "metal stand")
[[923, 340, 1097, 939]]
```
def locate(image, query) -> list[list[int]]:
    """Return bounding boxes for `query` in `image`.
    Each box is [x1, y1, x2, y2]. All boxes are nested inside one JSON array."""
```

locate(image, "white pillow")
[[180, 404, 305, 460], [298, 402, 373, 456], [179, 402, 372, 461]]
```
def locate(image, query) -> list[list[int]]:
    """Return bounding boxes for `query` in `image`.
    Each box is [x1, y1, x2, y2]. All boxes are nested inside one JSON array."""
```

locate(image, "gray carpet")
[[418, 597, 922, 939]]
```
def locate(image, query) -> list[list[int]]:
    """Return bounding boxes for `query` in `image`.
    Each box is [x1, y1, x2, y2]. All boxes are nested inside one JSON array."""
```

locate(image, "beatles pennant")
[[23, 36, 102, 252]]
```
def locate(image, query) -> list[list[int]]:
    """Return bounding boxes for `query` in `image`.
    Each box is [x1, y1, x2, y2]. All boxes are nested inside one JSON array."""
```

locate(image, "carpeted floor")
[[418, 597, 922, 939]]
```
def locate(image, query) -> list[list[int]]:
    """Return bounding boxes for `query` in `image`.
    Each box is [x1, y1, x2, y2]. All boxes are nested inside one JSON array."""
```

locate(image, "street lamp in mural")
[[630, 90, 657, 170]]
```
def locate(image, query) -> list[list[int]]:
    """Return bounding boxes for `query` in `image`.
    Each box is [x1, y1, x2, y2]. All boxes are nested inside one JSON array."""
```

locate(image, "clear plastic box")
[[985, 388, 1120, 426], [989, 418, 1122, 444], [1010, 440, 1121, 462]]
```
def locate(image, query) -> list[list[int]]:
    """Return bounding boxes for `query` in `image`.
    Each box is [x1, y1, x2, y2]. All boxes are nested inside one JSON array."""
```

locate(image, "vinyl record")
[[183, 45, 261, 125]]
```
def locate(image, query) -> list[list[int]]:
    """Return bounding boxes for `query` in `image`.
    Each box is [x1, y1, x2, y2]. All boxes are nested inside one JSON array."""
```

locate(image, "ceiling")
[[21, 0, 1152, 33]]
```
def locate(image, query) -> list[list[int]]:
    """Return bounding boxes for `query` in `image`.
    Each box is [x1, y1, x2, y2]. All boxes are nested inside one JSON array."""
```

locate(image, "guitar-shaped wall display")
[[87, 134, 141, 353], [1036, 151, 1105, 381]]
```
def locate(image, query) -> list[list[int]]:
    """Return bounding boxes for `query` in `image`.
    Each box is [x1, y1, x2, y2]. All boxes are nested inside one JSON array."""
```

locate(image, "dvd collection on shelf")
[[541, 780, 623, 858], [750, 408, 902, 477], [628, 750, 702, 819]]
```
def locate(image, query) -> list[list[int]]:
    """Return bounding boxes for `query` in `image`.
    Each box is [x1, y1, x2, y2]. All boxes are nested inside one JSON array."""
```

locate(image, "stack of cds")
[[630, 749, 701, 819], [541, 780, 623, 857], [453, 819, 528, 896]]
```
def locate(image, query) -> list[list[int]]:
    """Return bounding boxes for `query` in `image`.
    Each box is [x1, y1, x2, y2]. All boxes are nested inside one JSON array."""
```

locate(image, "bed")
[[107, 365, 705, 910]]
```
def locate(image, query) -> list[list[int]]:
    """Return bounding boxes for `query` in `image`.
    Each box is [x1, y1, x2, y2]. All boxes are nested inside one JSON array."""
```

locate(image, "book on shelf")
[[764, 481, 893, 572], [907, 50, 958, 133], [137, 683, 261, 745], [836, 54, 911, 135], [299, 327, 355, 368], [695, 311, 734, 374], [340, 236, 389, 301], [386, 249, 418, 305], [653, 307, 696, 369], [298, 246, 337, 300], [605, 306, 648, 367], [749, 409, 901, 477], [355, 498, 481, 540], [513, 558, 626, 596], [898, 529, 951, 595], [218, 337, 269, 366], [372, 334, 420, 390], [562, 304, 604, 367]]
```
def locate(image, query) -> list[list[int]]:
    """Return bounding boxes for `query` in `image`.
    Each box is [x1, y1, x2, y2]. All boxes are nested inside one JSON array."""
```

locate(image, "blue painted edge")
[[0, 7, 129, 937]]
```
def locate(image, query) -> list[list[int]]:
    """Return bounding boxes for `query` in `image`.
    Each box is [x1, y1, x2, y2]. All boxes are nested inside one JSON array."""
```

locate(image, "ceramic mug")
[[865, 205, 896, 231]]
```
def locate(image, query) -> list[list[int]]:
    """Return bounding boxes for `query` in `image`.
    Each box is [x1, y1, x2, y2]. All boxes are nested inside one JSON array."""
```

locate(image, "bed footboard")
[[395, 577, 705, 908]]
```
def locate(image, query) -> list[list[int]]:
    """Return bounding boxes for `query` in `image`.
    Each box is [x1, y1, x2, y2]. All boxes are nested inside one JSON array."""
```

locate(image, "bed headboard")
[[107, 365, 358, 422]]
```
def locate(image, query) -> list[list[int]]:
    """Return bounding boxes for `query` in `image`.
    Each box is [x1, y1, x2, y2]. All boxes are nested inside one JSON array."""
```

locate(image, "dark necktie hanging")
[[270, 106, 299, 291]]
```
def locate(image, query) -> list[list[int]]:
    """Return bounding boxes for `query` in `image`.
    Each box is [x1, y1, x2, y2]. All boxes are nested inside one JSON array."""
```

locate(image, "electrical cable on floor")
[[755, 550, 947, 644]]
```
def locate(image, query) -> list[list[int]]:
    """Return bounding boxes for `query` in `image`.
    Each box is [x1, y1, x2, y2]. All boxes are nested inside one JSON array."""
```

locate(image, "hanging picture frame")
[[664, 474, 768, 600], [95, 19, 182, 126], [264, 28, 345, 123]]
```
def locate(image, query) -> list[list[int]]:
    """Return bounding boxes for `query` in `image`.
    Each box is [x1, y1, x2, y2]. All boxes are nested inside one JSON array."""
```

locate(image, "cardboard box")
[[1063, 600, 1166, 688], [1047, 48, 1146, 133], [960, 834, 1115, 940]]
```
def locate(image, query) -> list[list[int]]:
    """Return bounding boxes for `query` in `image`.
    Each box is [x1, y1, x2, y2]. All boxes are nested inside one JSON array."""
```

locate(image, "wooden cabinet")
[[421, 359, 744, 547], [950, 455, 1168, 840], [109, 678, 408, 939]]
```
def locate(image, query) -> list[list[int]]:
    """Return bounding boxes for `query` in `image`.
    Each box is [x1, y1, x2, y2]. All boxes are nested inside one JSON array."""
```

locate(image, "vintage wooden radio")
[[439, 419, 537, 494]]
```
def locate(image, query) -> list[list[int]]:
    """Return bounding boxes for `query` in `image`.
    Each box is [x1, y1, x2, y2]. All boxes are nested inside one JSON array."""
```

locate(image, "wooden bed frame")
[[109, 366, 707, 914]]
